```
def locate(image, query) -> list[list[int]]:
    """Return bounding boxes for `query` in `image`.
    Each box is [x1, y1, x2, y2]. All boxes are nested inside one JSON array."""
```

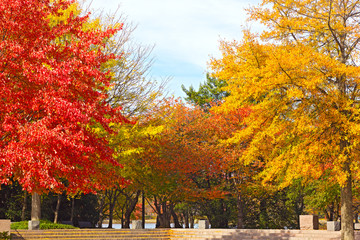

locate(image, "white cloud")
[[121, 0, 258, 63], [88, 0, 263, 96]]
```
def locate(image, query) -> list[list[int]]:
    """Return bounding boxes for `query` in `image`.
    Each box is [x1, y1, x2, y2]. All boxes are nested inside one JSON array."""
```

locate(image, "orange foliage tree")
[[133, 98, 249, 228]]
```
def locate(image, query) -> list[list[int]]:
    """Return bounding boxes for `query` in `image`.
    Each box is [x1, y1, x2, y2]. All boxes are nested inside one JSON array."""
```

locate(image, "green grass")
[[11, 220, 78, 230]]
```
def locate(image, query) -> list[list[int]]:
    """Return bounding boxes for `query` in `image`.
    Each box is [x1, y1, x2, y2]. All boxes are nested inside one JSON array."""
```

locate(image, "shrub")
[[0, 231, 10, 240], [11, 220, 78, 230]]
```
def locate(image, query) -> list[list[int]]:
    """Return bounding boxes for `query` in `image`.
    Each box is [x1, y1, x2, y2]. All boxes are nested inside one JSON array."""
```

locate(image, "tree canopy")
[[210, 0, 360, 239], [181, 74, 229, 109], [0, 0, 127, 194]]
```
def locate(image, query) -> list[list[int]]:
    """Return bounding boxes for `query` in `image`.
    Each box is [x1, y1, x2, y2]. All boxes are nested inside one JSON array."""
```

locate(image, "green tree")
[[181, 74, 229, 109], [304, 178, 340, 221]]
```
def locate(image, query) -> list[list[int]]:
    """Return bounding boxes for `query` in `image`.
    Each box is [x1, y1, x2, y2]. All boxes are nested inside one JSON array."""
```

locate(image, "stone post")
[[0, 219, 10, 235], [354, 223, 360, 230], [327, 221, 341, 231], [299, 215, 319, 230], [131, 220, 142, 229], [198, 220, 210, 229]]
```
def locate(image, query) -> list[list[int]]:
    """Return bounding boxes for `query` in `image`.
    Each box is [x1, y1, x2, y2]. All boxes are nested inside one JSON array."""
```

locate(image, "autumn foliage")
[[210, 0, 360, 238], [0, 0, 128, 194], [117, 98, 250, 227], [5, 0, 360, 233]]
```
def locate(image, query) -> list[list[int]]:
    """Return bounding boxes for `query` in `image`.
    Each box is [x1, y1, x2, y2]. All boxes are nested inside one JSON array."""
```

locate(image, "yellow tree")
[[210, 1, 360, 239]]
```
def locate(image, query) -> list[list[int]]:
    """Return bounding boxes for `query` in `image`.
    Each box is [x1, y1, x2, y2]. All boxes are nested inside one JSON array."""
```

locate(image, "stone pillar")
[[0, 220, 10, 234], [299, 215, 319, 230], [198, 220, 210, 229], [327, 221, 341, 231], [354, 223, 360, 230], [28, 220, 40, 230], [131, 220, 142, 229]]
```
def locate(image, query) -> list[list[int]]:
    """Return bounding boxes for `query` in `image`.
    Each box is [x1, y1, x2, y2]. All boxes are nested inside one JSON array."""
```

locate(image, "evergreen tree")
[[181, 74, 229, 109]]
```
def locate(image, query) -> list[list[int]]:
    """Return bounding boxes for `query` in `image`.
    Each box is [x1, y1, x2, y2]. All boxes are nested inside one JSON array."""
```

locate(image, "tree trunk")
[[156, 215, 160, 228], [31, 193, 41, 221], [107, 191, 116, 229], [70, 197, 75, 224], [120, 203, 125, 229], [324, 209, 331, 222], [142, 192, 145, 229], [97, 194, 105, 228], [54, 194, 61, 223], [335, 198, 340, 221], [326, 202, 336, 221], [108, 205, 114, 228], [341, 163, 354, 240], [184, 210, 189, 228], [170, 205, 182, 228], [21, 191, 27, 221], [150, 196, 172, 228], [106, 189, 122, 229], [123, 191, 140, 228], [190, 214, 194, 228], [236, 191, 244, 229], [155, 201, 171, 228], [121, 214, 124, 229], [157, 213, 171, 228]]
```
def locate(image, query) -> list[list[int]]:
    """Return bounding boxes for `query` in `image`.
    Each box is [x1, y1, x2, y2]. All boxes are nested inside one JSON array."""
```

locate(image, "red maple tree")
[[0, 0, 127, 193]]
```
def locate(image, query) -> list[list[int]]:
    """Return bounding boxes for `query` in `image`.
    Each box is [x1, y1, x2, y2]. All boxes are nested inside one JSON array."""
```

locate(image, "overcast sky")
[[88, 0, 262, 98]]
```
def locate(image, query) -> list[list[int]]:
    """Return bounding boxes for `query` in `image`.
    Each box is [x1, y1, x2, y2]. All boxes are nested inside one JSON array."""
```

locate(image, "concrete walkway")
[[11, 228, 354, 240]]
